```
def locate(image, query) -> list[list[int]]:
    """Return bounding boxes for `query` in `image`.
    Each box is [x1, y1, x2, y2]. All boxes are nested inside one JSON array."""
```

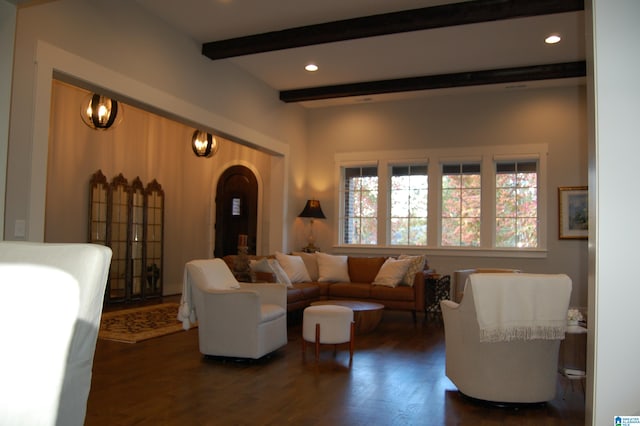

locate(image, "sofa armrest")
[[413, 271, 426, 311]]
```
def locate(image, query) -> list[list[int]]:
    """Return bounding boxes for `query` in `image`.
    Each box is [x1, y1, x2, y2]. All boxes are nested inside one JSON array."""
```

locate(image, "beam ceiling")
[[280, 61, 586, 103], [201, 0, 585, 102]]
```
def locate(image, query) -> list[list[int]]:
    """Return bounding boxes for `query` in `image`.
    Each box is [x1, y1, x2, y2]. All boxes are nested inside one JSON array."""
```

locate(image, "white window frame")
[[388, 162, 429, 246], [334, 144, 548, 258]]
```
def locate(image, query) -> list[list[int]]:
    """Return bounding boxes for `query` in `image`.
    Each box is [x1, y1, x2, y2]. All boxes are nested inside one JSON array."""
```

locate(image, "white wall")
[[45, 81, 278, 295], [307, 86, 589, 307], [5, 0, 308, 252], [588, 0, 640, 423]]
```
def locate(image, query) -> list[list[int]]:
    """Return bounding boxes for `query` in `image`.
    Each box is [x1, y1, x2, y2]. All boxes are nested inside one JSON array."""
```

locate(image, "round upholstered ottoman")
[[302, 305, 355, 362]]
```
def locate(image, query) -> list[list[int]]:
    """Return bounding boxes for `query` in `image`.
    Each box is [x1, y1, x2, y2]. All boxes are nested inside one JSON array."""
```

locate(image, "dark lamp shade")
[[298, 199, 326, 219]]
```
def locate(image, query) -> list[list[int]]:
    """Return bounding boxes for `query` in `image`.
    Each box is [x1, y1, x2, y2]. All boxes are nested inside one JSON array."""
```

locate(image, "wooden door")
[[214, 165, 258, 257]]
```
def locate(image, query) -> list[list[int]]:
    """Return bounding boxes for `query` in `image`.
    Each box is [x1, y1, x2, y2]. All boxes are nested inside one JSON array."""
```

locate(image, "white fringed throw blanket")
[[177, 267, 197, 330], [470, 273, 572, 343]]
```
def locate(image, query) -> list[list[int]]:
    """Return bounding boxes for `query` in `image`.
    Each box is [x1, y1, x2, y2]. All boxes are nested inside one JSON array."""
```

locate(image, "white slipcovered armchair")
[[441, 273, 572, 404], [0, 242, 112, 426], [179, 258, 287, 359]]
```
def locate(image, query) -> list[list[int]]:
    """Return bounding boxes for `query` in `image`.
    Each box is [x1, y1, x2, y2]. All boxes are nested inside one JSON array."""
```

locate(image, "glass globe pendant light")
[[80, 93, 122, 130], [191, 130, 219, 157]]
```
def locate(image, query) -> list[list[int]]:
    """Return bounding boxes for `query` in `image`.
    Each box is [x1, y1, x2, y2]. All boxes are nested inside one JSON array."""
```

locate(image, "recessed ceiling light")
[[305, 63, 318, 72], [545, 34, 561, 44]]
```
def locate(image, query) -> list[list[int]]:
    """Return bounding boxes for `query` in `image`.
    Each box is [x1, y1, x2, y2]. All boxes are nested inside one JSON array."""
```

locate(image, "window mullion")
[[430, 162, 442, 247], [481, 155, 495, 248], [378, 161, 389, 245]]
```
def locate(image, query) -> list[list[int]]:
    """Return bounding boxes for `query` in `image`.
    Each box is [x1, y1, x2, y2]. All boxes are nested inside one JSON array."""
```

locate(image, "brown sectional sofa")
[[222, 254, 429, 319]]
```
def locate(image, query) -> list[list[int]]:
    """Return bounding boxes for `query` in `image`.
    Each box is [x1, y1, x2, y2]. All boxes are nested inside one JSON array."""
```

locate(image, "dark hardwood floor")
[[86, 300, 585, 425]]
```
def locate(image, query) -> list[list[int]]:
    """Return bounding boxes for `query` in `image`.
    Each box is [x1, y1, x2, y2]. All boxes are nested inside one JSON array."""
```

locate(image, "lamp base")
[[301, 244, 320, 253]]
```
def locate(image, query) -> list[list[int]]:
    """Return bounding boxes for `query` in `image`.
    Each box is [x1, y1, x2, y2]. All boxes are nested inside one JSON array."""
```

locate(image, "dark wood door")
[[214, 165, 258, 257]]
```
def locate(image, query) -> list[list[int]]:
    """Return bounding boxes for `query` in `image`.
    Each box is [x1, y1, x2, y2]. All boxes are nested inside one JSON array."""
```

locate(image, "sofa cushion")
[[286, 287, 306, 304], [329, 282, 372, 299], [371, 284, 415, 302], [348, 257, 386, 283], [291, 282, 321, 299], [372, 258, 413, 288], [275, 252, 311, 283], [316, 252, 350, 282], [292, 251, 319, 281]]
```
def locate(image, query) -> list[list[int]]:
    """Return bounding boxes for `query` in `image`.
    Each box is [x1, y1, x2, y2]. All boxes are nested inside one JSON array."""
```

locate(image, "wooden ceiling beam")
[[202, 0, 584, 60], [279, 61, 587, 103]]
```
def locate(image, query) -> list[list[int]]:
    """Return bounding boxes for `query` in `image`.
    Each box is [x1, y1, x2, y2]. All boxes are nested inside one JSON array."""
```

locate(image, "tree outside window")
[[343, 167, 378, 244], [390, 165, 428, 245], [441, 163, 481, 247], [495, 161, 538, 247]]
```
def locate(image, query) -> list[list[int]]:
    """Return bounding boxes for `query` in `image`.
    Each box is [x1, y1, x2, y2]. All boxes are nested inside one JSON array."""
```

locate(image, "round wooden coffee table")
[[310, 300, 384, 333]]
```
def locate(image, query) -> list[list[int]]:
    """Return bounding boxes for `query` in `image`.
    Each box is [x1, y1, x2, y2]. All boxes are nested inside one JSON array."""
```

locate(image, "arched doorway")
[[214, 165, 258, 257]]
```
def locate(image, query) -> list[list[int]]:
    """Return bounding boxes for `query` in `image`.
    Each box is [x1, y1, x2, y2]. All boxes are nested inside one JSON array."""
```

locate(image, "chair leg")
[[315, 323, 320, 362]]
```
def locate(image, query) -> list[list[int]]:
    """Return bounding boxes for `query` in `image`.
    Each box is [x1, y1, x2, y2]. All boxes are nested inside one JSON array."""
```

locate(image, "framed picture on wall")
[[558, 186, 588, 240]]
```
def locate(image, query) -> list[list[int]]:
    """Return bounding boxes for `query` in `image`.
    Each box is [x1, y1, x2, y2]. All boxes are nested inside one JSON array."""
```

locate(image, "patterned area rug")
[[99, 303, 192, 343]]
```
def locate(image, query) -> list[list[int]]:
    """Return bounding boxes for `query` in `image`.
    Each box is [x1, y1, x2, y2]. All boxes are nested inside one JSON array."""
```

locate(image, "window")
[[495, 161, 538, 247], [390, 165, 428, 245], [441, 163, 481, 247], [336, 144, 546, 254], [343, 166, 378, 244]]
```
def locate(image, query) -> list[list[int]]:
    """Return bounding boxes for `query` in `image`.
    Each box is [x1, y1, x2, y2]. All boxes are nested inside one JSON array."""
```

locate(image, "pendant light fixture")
[[191, 130, 219, 157], [80, 93, 122, 130]]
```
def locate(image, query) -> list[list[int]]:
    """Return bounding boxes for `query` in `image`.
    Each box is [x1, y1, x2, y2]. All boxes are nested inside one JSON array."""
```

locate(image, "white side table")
[[559, 324, 587, 396]]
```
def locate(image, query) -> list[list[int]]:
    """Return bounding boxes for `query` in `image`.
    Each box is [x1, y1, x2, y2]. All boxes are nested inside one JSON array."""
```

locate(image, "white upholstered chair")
[[452, 268, 521, 302], [441, 273, 572, 404], [0, 242, 112, 426], [180, 258, 287, 359]]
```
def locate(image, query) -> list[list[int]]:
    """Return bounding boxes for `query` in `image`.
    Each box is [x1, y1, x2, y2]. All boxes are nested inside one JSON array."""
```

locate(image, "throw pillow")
[[249, 258, 274, 274], [275, 252, 311, 283], [372, 257, 413, 288], [267, 259, 293, 287], [398, 254, 427, 286], [315, 252, 350, 282], [292, 251, 320, 281]]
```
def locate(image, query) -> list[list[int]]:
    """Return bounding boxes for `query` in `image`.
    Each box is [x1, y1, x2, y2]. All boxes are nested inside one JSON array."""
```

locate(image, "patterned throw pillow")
[[398, 254, 427, 286], [372, 258, 413, 288]]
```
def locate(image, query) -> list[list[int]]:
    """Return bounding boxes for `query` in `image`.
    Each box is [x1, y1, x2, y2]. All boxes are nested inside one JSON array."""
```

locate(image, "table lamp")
[[298, 199, 326, 252]]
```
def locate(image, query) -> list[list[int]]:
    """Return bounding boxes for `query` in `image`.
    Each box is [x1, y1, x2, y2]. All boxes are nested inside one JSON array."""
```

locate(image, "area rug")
[[98, 302, 193, 343]]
